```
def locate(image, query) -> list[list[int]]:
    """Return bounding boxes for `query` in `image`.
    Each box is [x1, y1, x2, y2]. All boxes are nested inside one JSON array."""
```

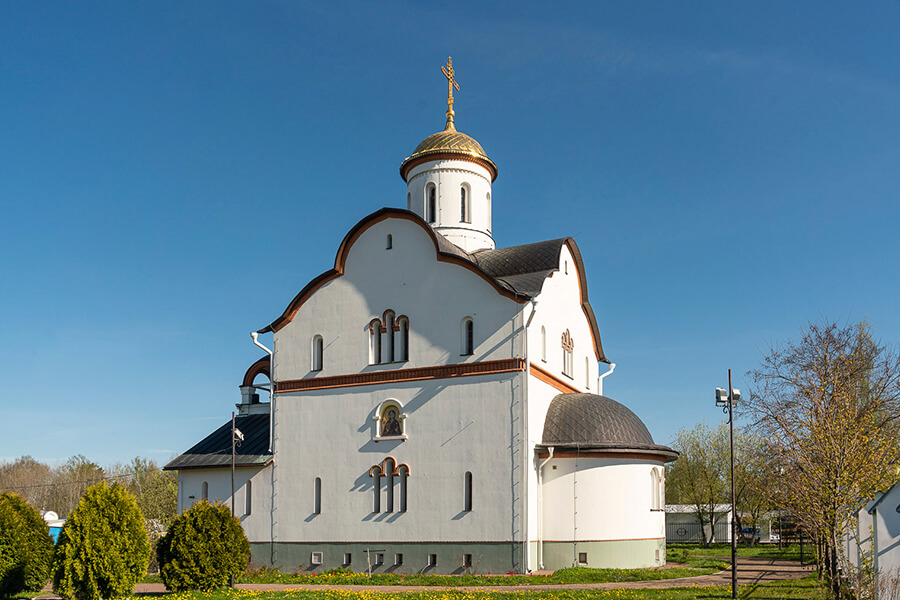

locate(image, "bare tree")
[[0, 456, 53, 510], [745, 320, 900, 598]]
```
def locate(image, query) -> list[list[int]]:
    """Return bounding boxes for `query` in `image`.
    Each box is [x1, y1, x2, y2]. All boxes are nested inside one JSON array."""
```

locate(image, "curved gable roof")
[[257, 208, 608, 362]]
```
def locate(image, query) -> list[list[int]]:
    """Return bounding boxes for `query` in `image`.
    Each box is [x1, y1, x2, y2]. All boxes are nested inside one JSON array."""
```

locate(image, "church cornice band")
[[275, 358, 527, 393], [529, 362, 581, 394]]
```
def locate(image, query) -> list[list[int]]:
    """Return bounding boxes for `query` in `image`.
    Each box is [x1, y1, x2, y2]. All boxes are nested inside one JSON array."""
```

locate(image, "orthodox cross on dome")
[[441, 56, 460, 131]]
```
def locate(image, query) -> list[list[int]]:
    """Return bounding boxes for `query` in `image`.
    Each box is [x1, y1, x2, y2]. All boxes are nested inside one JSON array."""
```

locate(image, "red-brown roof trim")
[[241, 356, 271, 388], [562, 238, 608, 363]]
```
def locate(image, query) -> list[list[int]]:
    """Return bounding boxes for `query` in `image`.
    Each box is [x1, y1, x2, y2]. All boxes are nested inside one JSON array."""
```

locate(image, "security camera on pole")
[[716, 370, 741, 600], [230, 412, 243, 588]]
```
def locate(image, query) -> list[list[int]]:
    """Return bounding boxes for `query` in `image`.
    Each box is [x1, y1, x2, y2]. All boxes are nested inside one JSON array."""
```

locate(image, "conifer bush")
[[0, 492, 54, 596], [156, 500, 250, 591], [51, 482, 150, 600]]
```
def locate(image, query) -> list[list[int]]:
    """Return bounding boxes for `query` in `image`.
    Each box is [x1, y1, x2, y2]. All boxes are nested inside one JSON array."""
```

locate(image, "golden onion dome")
[[400, 122, 498, 183], [401, 57, 498, 182]]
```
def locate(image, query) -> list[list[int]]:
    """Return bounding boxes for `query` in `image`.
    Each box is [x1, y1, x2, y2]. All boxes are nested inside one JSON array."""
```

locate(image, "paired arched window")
[[561, 330, 574, 378], [460, 185, 471, 223], [369, 310, 409, 364], [311, 335, 323, 371], [461, 317, 474, 355], [426, 184, 436, 223], [370, 458, 409, 514]]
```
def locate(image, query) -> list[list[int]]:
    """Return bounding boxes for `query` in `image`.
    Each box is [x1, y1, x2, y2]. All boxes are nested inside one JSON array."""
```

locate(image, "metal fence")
[[666, 521, 731, 544]]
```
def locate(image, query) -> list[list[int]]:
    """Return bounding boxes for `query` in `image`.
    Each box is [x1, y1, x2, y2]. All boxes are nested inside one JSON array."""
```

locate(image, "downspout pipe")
[[526, 299, 539, 327], [537, 446, 554, 570], [250, 332, 275, 452], [597, 362, 616, 396]]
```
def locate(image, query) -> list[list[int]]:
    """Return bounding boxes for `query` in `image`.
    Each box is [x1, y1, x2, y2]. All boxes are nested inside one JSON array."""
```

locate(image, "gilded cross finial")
[[441, 56, 460, 131]]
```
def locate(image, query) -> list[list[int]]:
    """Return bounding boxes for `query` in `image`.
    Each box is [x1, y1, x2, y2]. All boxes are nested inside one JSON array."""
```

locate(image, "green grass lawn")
[[234, 559, 728, 588], [667, 543, 807, 563], [148, 574, 826, 599]]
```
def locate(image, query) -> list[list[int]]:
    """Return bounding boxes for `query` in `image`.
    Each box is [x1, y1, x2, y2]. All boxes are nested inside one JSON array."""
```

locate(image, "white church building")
[[165, 60, 677, 574]]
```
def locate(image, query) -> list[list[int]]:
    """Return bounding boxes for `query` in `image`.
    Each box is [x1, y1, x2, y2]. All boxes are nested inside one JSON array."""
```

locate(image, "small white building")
[[166, 61, 677, 574], [666, 504, 734, 544], [848, 480, 900, 580]]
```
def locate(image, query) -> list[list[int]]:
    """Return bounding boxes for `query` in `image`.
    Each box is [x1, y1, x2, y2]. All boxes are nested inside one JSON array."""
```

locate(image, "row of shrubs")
[[0, 484, 249, 599]]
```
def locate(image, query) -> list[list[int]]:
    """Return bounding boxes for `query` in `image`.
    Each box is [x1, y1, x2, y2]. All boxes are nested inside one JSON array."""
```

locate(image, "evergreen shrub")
[[0, 492, 54, 596], [156, 500, 250, 591], [51, 482, 150, 600]]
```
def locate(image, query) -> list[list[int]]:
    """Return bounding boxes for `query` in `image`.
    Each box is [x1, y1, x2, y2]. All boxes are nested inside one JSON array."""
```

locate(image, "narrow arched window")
[[372, 467, 382, 513], [585, 357, 590, 388], [541, 326, 547, 362], [201, 481, 208, 500], [385, 459, 396, 513], [314, 477, 322, 514], [464, 472, 473, 512], [370, 321, 383, 365], [312, 335, 323, 371], [651, 468, 661, 510], [245, 480, 252, 515], [384, 311, 395, 363], [386, 234, 392, 249], [398, 465, 409, 512], [460, 185, 471, 223], [486, 192, 491, 231], [397, 317, 409, 361], [426, 184, 436, 223], [462, 318, 474, 355], [659, 471, 665, 510]]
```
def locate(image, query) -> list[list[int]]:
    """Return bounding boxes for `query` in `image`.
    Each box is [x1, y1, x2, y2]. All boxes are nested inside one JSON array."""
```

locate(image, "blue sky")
[[2, 2, 898, 466]]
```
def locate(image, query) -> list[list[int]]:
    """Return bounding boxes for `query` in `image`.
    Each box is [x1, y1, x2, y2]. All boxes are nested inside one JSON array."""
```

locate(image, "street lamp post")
[[716, 369, 741, 600]]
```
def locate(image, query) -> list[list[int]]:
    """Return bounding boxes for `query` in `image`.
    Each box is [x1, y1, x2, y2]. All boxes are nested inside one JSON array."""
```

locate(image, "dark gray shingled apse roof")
[[163, 413, 272, 471], [469, 238, 567, 298], [541, 393, 678, 458]]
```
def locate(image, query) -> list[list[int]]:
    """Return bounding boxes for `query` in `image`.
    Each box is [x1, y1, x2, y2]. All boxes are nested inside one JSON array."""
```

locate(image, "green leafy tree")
[[52, 482, 150, 600], [157, 500, 250, 591], [666, 423, 772, 547], [0, 493, 54, 596], [745, 320, 900, 598], [666, 423, 730, 546]]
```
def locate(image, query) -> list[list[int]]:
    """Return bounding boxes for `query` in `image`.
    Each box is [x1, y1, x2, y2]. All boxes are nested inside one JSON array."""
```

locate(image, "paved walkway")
[[37, 557, 815, 597]]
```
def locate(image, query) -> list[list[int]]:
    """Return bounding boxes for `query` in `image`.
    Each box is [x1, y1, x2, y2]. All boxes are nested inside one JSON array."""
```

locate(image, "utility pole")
[[230, 412, 243, 589]]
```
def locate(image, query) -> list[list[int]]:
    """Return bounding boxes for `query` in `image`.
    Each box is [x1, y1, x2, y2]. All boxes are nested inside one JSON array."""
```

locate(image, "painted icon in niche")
[[381, 407, 402, 436]]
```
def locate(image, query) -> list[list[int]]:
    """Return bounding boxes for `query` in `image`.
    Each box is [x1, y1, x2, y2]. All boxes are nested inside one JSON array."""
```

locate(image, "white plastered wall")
[[274, 217, 520, 379], [541, 457, 666, 542], [271, 215, 527, 544], [406, 158, 494, 252], [523, 241, 603, 552]]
